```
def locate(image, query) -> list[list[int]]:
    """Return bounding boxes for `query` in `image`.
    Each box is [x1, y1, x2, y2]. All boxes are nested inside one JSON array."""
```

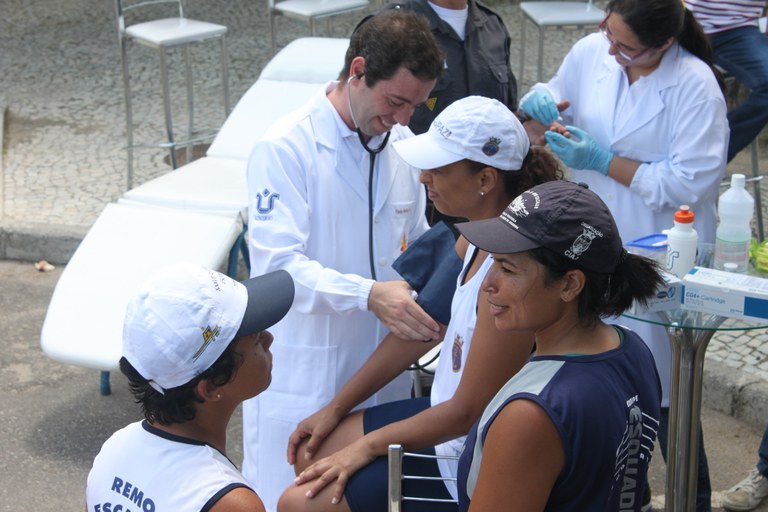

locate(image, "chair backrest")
[[114, 0, 185, 34], [387, 444, 459, 512]]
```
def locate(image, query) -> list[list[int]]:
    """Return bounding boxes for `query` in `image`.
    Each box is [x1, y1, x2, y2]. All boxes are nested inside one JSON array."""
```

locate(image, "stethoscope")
[[347, 74, 391, 280]]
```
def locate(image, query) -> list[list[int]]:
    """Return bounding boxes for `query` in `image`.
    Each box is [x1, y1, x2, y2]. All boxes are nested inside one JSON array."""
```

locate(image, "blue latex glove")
[[520, 90, 559, 126], [545, 126, 613, 175]]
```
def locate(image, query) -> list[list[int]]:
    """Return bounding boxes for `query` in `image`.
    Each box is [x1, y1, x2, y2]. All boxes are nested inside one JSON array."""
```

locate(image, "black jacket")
[[379, 0, 518, 134]]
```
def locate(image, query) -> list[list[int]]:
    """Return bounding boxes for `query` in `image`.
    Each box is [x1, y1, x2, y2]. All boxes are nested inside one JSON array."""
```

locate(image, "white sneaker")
[[722, 468, 768, 511]]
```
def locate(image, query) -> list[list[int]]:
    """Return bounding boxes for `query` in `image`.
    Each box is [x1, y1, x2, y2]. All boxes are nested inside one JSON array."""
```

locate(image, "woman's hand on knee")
[[287, 406, 345, 465], [294, 442, 375, 505]]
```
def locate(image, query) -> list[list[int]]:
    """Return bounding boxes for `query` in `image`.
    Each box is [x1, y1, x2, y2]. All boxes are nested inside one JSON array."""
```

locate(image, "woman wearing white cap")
[[278, 96, 563, 512], [455, 180, 664, 510], [86, 263, 294, 512]]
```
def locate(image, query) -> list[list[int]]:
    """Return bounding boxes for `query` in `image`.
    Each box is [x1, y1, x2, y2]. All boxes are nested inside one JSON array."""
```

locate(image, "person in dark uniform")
[[365, 0, 519, 225]]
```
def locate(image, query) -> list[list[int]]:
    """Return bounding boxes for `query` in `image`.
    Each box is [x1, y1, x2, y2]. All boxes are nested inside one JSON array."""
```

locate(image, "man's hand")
[[368, 280, 440, 341]]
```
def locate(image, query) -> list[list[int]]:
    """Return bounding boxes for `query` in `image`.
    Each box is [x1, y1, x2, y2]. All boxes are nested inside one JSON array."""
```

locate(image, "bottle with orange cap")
[[666, 205, 698, 278]]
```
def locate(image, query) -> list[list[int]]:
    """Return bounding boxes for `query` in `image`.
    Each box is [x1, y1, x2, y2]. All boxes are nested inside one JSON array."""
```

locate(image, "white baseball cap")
[[122, 262, 294, 393], [393, 96, 530, 171]]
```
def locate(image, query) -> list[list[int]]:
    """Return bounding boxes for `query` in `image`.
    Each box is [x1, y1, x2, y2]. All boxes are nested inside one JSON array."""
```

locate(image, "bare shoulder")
[[208, 487, 266, 512]]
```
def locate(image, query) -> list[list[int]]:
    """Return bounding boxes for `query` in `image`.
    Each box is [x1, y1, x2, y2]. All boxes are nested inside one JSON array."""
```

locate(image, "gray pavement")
[[3, 0, 768, 510]]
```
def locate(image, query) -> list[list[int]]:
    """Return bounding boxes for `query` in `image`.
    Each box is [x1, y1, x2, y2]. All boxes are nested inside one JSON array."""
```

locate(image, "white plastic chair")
[[114, 0, 231, 189], [269, 0, 370, 54], [518, 0, 605, 84], [387, 444, 459, 512]]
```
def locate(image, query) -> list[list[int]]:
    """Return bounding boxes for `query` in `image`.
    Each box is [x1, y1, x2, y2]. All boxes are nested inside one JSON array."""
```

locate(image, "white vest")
[[431, 244, 493, 499], [87, 421, 251, 511]]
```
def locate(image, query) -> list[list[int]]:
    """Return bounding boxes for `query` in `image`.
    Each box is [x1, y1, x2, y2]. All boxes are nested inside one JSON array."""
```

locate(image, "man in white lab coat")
[[242, 11, 444, 511]]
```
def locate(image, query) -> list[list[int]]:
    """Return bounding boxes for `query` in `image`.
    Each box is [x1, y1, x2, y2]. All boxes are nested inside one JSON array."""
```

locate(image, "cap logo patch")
[[482, 136, 501, 157], [565, 222, 604, 262], [433, 119, 452, 140], [193, 325, 222, 361], [500, 190, 540, 230]]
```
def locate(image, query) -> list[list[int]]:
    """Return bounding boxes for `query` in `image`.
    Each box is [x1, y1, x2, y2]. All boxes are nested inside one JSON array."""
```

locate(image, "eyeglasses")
[[598, 14, 652, 62]]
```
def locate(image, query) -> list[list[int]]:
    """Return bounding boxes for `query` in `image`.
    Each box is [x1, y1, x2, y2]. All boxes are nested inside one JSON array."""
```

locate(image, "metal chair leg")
[[751, 139, 765, 242], [100, 371, 112, 396], [536, 25, 545, 83], [184, 45, 194, 165], [120, 37, 135, 190], [160, 49, 178, 168], [270, 11, 278, 55], [220, 36, 231, 115], [227, 224, 248, 278], [519, 8, 527, 84], [388, 445, 404, 512]]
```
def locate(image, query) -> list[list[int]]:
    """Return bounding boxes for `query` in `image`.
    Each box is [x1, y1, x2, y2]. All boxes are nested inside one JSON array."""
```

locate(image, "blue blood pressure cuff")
[[392, 221, 462, 326]]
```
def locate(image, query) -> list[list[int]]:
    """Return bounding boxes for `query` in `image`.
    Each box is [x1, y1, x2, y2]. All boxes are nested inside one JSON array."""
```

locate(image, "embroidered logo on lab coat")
[[254, 189, 280, 220]]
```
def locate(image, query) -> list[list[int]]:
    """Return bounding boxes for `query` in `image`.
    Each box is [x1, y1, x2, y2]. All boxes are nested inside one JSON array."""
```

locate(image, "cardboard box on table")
[[681, 267, 768, 322]]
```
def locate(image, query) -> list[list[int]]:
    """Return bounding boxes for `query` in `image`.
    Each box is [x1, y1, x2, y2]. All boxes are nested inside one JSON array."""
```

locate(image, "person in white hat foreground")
[[85, 263, 294, 512], [278, 96, 563, 512]]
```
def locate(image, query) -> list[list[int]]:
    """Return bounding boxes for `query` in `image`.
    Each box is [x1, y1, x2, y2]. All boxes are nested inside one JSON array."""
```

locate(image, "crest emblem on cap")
[[509, 195, 529, 218], [565, 223, 604, 262], [482, 136, 501, 157], [193, 325, 222, 361]]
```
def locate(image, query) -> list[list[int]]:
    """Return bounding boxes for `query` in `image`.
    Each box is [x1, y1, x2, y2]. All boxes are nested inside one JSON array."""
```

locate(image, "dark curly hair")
[[119, 340, 242, 426], [466, 146, 566, 199]]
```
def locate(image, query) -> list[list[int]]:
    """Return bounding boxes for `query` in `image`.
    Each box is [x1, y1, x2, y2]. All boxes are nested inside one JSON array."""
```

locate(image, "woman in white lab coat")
[[518, 0, 728, 509]]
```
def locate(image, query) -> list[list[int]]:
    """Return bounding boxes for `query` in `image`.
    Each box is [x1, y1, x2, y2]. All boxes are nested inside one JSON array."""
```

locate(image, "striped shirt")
[[686, 0, 765, 34]]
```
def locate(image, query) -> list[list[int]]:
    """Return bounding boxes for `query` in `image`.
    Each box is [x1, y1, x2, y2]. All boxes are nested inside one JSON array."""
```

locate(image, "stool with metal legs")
[[268, 0, 369, 55], [114, 0, 231, 190], [518, 0, 605, 84]]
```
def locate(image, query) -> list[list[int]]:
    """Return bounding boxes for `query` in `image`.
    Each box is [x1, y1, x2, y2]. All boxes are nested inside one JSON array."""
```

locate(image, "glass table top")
[[623, 309, 768, 331]]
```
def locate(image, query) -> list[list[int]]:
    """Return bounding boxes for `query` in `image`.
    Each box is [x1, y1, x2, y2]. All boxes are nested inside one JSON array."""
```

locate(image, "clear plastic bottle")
[[666, 205, 698, 278], [714, 174, 754, 273]]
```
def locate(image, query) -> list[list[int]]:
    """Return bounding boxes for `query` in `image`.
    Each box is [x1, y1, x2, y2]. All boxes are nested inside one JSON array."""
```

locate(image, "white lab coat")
[[529, 34, 728, 406], [242, 83, 429, 511]]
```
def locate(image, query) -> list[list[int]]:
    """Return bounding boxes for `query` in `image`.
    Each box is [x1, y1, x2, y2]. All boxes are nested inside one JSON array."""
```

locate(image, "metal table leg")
[[663, 312, 725, 511]]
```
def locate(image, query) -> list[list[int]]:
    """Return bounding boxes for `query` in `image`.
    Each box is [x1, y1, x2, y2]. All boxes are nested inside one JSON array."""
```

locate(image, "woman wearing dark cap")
[[456, 180, 664, 511]]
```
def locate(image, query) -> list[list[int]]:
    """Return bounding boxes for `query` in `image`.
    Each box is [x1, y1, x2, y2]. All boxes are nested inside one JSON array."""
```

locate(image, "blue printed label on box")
[[681, 267, 768, 321]]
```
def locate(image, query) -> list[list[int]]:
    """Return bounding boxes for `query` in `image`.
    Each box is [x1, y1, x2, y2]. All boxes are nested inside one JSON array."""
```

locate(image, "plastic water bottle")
[[714, 174, 754, 273], [666, 205, 698, 278]]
